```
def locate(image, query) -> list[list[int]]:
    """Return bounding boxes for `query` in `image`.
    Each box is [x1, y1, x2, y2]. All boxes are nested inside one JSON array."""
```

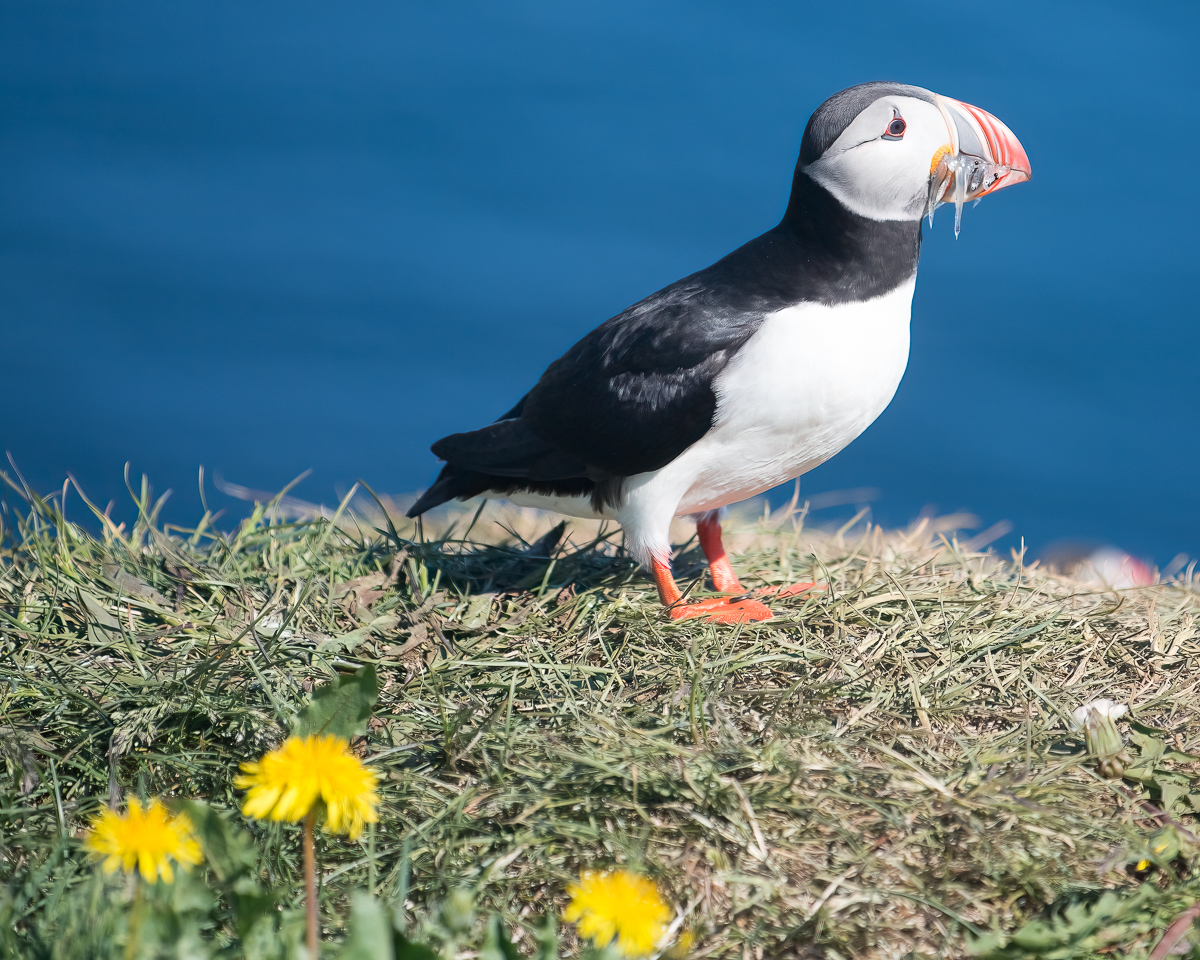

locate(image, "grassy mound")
[[2, 474, 1200, 958]]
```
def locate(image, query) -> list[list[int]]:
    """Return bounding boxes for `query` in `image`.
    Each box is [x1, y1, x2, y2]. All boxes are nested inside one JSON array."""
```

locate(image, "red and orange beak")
[[934, 94, 1032, 197]]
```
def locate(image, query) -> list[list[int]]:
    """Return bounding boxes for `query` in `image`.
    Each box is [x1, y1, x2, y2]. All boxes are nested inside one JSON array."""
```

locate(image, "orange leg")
[[696, 511, 744, 592], [696, 512, 821, 599], [651, 557, 773, 623]]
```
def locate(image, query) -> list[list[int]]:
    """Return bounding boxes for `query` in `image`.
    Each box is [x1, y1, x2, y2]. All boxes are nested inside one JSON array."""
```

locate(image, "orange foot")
[[668, 596, 775, 623], [754, 581, 823, 599]]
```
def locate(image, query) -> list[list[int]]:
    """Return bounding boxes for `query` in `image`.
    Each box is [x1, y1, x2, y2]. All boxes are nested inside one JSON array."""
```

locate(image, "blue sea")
[[2, 1, 1197, 565]]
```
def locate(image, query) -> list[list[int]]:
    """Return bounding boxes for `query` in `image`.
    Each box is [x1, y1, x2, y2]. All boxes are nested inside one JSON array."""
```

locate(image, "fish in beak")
[[929, 94, 1032, 235]]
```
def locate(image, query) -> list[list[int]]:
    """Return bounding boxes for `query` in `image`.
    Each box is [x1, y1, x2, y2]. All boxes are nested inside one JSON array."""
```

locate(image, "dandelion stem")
[[126, 878, 143, 960], [304, 810, 319, 959]]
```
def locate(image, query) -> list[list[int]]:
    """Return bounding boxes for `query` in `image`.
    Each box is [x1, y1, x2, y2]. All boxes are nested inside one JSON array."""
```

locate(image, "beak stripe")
[[962, 101, 1009, 167], [938, 93, 1031, 187]]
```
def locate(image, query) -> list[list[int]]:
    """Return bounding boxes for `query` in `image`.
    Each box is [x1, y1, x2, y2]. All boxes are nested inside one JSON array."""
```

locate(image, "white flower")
[[1072, 699, 1131, 779], [1072, 699, 1127, 728]]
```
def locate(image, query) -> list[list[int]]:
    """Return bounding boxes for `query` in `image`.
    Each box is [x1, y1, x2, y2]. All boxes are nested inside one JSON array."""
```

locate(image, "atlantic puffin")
[[408, 82, 1031, 623]]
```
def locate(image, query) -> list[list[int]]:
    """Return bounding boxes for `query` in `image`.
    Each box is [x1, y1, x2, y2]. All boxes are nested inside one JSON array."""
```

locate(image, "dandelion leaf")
[[130, 870, 213, 960], [165, 866, 216, 917], [293, 665, 378, 740], [966, 887, 1160, 958], [241, 908, 307, 960], [533, 914, 558, 960], [1159, 778, 1189, 816], [174, 800, 258, 884], [1123, 721, 1200, 814], [480, 915, 522, 960], [338, 892, 395, 960], [391, 933, 438, 960], [174, 799, 281, 947], [1128, 724, 1167, 763]]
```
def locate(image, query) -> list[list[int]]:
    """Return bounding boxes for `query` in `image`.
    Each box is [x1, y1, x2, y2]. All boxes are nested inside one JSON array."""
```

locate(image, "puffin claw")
[[667, 597, 775, 624]]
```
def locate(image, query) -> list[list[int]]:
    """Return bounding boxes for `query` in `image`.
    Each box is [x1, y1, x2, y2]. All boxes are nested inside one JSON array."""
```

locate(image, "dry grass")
[[3, 470, 1200, 958]]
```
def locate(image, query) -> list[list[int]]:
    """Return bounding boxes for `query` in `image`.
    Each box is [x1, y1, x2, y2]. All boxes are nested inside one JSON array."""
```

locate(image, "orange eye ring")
[[883, 117, 906, 141]]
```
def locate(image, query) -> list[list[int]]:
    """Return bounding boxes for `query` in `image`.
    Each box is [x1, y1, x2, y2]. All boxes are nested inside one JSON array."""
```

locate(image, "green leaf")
[[965, 887, 1161, 958], [1160, 779, 1189, 816], [480, 915, 522, 960], [173, 799, 280, 945], [1128, 727, 1166, 762], [533, 914, 558, 960], [127, 874, 216, 960], [241, 907, 307, 960], [166, 867, 216, 916], [964, 931, 1006, 957], [173, 799, 257, 885], [1129, 721, 1200, 764], [293, 665, 378, 740], [392, 930, 439, 960], [338, 892, 395, 960], [440, 888, 475, 935], [319, 616, 401, 656]]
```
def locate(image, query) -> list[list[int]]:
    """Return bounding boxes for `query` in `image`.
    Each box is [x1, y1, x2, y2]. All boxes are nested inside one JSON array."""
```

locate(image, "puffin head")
[[798, 81, 1031, 231]]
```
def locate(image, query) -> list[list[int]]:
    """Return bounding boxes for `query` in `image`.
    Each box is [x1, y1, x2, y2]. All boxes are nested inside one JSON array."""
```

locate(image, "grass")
[[2, 469, 1200, 958]]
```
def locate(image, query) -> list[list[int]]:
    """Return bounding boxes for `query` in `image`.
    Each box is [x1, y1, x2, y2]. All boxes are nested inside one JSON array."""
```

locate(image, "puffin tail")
[[406, 463, 493, 518], [409, 416, 595, 518]]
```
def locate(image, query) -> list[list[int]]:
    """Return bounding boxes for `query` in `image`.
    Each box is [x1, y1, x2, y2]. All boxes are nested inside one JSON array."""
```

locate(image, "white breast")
[[671, 278, 915, 514]]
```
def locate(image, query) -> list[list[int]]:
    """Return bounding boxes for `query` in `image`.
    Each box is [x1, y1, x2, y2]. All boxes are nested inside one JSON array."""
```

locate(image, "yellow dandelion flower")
[[235, 733, 379, 839], [564, 869, 671, 958], [84, 797, 201, 884]]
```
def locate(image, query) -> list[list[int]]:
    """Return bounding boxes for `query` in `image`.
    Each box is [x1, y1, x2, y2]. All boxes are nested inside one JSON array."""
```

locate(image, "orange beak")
[[935, 94, 1032, 197]]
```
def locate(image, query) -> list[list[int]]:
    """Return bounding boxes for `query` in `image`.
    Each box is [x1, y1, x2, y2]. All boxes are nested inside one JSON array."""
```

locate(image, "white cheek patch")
[[805, 97, 950, 222]]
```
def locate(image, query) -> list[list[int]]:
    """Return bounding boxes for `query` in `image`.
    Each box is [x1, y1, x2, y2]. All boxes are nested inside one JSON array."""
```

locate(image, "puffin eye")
[[883, 116, 906, 140]]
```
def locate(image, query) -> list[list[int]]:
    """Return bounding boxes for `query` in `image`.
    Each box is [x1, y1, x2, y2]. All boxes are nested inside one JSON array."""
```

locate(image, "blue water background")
[[2, 1, 1197, 563]]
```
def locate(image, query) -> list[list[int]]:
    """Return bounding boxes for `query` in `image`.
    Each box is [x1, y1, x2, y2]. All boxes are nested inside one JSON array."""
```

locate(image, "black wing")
[[405, 252, 772, 518], [518, 278, 762, 477]]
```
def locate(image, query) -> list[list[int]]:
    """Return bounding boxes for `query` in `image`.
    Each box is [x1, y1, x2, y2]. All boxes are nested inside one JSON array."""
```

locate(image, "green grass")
[[2, 470, 1200, 958]]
